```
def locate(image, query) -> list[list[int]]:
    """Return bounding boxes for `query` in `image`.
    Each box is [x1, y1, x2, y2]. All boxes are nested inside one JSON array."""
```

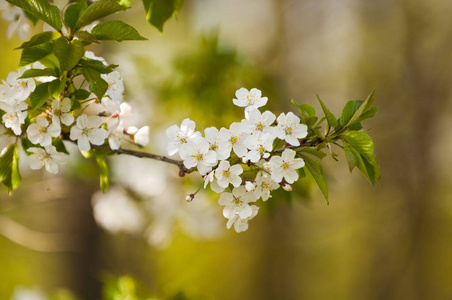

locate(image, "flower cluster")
[[167, 88, 308, 232], [0, 53, 149, 174]]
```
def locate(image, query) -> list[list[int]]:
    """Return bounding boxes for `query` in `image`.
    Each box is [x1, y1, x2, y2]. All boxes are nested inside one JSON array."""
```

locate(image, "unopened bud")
[[241, 157, 248, 164], [280, 182, 292, 192], [179, 169, 186, 177], [185, 194, 195, 202]]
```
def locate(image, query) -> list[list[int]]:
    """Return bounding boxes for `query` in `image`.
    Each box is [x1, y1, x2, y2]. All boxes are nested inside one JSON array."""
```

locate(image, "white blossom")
[[179, 137, 217, 175], [51, 98, 74, 126], [27, 146, 67, 174], [0, 101, 27, 135], [108, 123, 123, 150], [69, 114, 108, 152], [244, 132, 275, 163], [218, 186, 257, 220], [26, 116, 60, 146], [275, 112, 308, 146], [268, 149, 305, 184], [101, 71, 124, 102], [5, 69, 36, 101], [166, 118, 201, 156], [226, 205, 259, 233], [134, 126, 149, 146], [203, 171, 225, 193], [215, 160, 243, 188], [242, 108, 278, 136], [233, 88, 268, 111], [254, 171, 280, 201], [218, 122, 249, 157], [204, 126, 231, 161], [10, 285, 48, 300]]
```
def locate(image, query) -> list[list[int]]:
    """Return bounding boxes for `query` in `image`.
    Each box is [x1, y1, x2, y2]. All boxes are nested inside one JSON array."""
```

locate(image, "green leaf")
[[0, 144, 22, 194], [142, 0, 183, 32], [64, 0, 88, 33], [16, 31, 61, 49], [21, 138, 35, 156], [302, 155, 328, 203], [82, 67, 108, 100], [6, 0, 63, 30], [91, 20, 147, 41], [339, 100, 362, 128], [291, 99, 318, 128], [338, 90, 376, 129], [18, 42, 54, 68], [23, 9, 40, 25], [316, 94, 337, 128], [76, 0, 127, 30], [79, 58, 117, 74], [48, 78, 67, 98], [53, 37, 85, 71], [342, 131, 375, 163], [73, 31, 99, 43], [19, 68, 57, 79], [342, 131, 380, 187], [29, 82, 51, 110], [73, 89, 91, 100]]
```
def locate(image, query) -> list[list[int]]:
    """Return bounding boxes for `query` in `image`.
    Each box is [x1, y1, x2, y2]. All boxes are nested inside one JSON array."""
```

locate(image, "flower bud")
[[185, 194, 195, 202], [280, 182, 292, 192], [179, 169, 186, 177]]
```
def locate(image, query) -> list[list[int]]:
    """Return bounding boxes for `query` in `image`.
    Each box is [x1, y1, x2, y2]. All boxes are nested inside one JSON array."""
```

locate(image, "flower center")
[[195, 153, 203, 161], [285, 127, 292, 135], [222, 170, 230, 178], [282, 162, 290, 170], [255, 122, 264, 132], [230, 136, 237, 144]]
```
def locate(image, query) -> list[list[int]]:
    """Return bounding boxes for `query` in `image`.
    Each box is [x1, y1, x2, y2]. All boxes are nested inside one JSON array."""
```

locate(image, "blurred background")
[[1, 0, 452, 299]]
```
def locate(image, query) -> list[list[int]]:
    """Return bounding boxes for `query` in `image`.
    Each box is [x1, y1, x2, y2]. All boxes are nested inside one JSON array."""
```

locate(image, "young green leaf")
[[18, 42, 54, 68], [19, 68, 57, 79], [29, 82, 51, 110], [16, 31, 61, 49], [291, 99, 318, 128], [6, 0, 62, 30], [53, 37, 85, 71], [53, 138, 69, 155], [0, 144, 22, 194], [342, 131, 376, 163], [91, 20, 147, 41], [301, 155, 328, 203], [73, 31, 100, 43], [339, 90, 376, 129], [315, 94, 337, 128], [82, 67, 108, 100], [76, 0, 127, 30], [142, 0, 183, 32], [64, 0, 88, 33]]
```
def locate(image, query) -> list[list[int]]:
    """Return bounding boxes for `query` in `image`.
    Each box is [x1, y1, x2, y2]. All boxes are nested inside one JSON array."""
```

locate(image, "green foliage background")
[[1, 0, 452, 299]]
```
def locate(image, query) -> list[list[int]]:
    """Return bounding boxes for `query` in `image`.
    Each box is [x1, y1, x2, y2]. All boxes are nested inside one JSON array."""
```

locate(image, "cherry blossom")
[[218, 122, 249, 157], [269, 149, 305, 184], [179, 137, 217, 175], [226, 205, 259, 233], [27, 146, 68, 174], [51, 98, 74, 126], [233, 88, 268, 111], [69, 114, 108, 152], [26, 116, 60, 147], [218, 186, 257, 220], [275, 112, 308, 146], [215, 160, 243, 188], [166, 118, 201, 156], [101, 71, 124, 102]]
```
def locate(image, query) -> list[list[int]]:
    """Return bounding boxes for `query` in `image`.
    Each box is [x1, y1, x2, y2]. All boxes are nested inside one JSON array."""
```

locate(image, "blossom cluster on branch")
[[167, 88, 312, 232]]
